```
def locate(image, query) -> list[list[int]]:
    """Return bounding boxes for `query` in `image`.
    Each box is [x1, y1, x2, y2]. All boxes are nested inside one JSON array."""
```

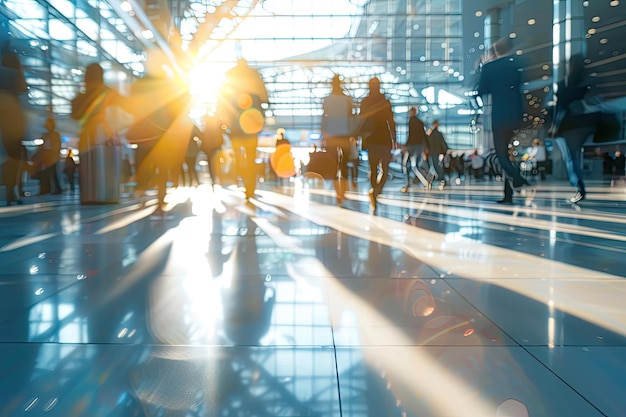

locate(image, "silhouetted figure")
[[38, 117, 63, 195], [63, 149, 77, 192], [321, 74, 356, 205], [358, 77, 397, 213], [200, 114, 224, 190], [121, 154, 132, 184], [402, 107, 428, 192], [217, 59, 269, 201], [477, 38, 529, 204], [0, 51, 27, 205], [183, 124, 201, 187], [527, 138, 547, 180], [427, 119, 449, 187], [469, 149, 485, 180], [125, 49, 191, 213], [71, 63, 131, 204], [274, 127, 290, 148], [550, 54, 619, 203], [613, 150, 625, 180], [348, 136, 359, 186]]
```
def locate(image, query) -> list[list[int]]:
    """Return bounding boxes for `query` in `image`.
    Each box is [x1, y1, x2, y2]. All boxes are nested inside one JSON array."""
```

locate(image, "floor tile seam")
[[330, 343, 626, 347], [442, 277, 626, 281], [440, 277, 613, 417], [329, 316, 344, 417], [515, 343, 612, 417]]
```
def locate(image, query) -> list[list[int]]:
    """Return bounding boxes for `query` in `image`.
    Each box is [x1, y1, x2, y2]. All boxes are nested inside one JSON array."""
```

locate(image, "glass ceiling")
[[1, 0, 624, 147]]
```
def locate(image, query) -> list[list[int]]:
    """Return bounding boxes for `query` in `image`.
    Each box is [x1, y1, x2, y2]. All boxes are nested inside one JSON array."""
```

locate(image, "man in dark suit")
[[358, 77, 397, 213], [477, 38, 529, 203], [402, 107, 428, 192]]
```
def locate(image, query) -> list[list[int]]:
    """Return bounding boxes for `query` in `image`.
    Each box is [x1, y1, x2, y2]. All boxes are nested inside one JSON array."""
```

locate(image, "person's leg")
[[206, 150, 219, 189], [368, 149, 379, 192], [367, 146, 382, 211], [39, 166, 51, 195], [234, 135, 258, 199], [403, 147, 412, 188], [188, 157, 199, 186], [327, 137, 348, 203], [565, 127, 595, 200], [377, 146, 392, 196], [498, 179, 514, 204], [51, 162, 62, 194], [493, 129, 527, 188]]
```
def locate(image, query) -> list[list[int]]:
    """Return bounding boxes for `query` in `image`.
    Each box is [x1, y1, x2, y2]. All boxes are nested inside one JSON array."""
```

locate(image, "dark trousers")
[[564, 127, 596, 194], [493, 128, 525, 198], [367, 144, 392, 197]]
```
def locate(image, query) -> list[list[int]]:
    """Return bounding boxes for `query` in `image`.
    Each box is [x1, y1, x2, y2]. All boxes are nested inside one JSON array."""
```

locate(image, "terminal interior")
[[0, 1, 625, 416]]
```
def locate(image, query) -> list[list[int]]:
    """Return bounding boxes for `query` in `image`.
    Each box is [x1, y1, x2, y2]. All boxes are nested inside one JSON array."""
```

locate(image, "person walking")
[[402, 107, 428, 192], [39, 117, 63, 195], [217, 59, 269, 201], [357, 77, 396, 213], [477, 38, 529, 204], [200, 114, 225, 190], [0, 51, 28, 205], [321, 74, 356, 206], [550, 54, 607, 204], [427, 119, 449, 188]]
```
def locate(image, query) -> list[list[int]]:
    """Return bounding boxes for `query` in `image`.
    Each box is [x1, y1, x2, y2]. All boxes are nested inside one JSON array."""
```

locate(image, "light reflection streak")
[[259, 190, 626, 339], [286, 257, 498, 416], [0, 232, 58, 252], [377, 195, 626, 242], [94, 206, 156, 235]]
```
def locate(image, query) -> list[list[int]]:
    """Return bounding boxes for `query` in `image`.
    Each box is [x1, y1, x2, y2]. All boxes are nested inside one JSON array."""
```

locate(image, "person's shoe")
[[569, 191, 585, 204], [497, 198, 513, 205]]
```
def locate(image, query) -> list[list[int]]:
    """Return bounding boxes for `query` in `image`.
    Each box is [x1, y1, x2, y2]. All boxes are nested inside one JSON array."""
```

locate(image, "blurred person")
[[321, 74, 356, 205], [347, 136, 359, 186], [549, 54, 619, 203], [126, 51, 192, 212], [477, 38, 529, 204], [357, 77, 397, 213], [427, 119, 449, 188], [0, 50, 28, 205], [270, 127, 296, 183], [38, 117, 63, 195], [63, 149, 77, 192], [182, 124, 201, 187], [71, 63, 135, 204], [121, 154, 132, 184], [217, 59, 269, 201], [401, 107, 428, 192], [469, 149, 485, 180], [613, 150, 625, 181], [527, 138, 547, 180], [274, 127, 290, 147], [200, 114, 225, 190]]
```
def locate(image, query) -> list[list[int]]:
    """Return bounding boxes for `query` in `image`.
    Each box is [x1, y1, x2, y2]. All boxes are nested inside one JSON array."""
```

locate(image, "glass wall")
[[1, 0, 623, 147]]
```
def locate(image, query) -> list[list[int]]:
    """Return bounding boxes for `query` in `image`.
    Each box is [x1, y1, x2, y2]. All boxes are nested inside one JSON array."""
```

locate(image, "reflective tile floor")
[[0, 175, 625, 417]]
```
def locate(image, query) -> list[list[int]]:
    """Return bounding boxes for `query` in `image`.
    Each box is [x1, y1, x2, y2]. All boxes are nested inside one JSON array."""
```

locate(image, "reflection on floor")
[[0, 176, 625, 417]]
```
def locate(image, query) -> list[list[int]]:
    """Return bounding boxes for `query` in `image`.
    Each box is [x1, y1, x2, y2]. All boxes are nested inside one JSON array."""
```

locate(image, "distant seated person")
[[526, 138, 547, 180], [469, 149, 484, 180]]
